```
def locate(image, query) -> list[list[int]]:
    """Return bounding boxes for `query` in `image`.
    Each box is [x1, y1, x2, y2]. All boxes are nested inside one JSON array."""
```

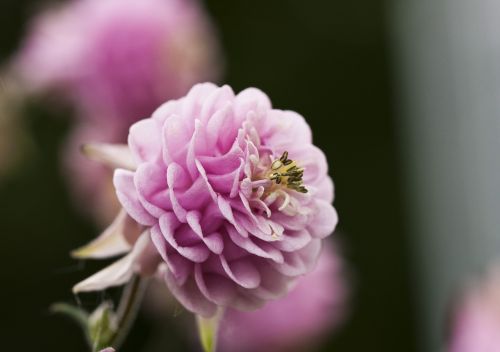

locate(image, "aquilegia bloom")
[[448, 265, 500, 352], [73, 83, 338, 317], [218, 241, 348, 352], [10, 0, 221, 222]]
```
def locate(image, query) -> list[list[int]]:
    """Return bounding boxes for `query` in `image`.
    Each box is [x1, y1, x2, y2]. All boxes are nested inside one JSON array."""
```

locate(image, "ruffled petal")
[[194, 263, 238, 306], [159, 213, 209, 263], [114, 169, 156, 226], [187, 211, 224, 254], [128, 119, 162, 163], [151, 225, 192, 286], [308, 200, 338, 239], [220, 255, 261, 289], [134, 162, 170, 218], [226, 225, 284, 264], [163, 269, 217, 318]]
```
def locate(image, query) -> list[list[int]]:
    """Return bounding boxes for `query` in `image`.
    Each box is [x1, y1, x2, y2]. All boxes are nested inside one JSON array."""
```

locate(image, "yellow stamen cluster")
[[268, 151, 307, 193]]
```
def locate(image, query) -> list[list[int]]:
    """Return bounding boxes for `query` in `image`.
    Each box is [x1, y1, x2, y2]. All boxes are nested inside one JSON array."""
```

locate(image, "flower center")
[[267, 151, 307, 193]]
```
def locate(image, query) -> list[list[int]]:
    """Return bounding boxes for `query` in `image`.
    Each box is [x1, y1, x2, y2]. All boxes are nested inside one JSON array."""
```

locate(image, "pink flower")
[[218, 241, 348, 352], [448, 266, 500, 352], [10, 0, 221, 222], [73, 83, 338, 318], [12, 0, 221, 128]]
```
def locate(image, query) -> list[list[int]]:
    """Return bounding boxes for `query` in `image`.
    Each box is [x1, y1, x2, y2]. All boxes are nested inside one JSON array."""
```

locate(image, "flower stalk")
[[103, 275, 149, 351], [196, 309, 224, 352]]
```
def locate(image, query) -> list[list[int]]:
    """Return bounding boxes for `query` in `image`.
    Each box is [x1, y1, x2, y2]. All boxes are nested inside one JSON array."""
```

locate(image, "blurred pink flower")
[[73, 83, 338, 318], [10, 0, 222, 222], [13, 0, 221, 127], [218, 241, 348, 352], [448, 266, 500, 352]]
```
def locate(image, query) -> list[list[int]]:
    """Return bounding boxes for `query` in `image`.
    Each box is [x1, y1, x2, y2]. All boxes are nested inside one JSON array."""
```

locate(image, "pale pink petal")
[[163, 269, 217, 318], [308, 200, 338, 239], [114, 169, 156, 226], [220, 255, 261, 289]]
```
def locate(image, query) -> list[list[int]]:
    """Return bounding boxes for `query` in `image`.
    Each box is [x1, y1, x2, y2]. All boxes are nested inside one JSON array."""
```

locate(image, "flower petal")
[[71, 209, 132, 259], [114, 169, 156, 226], [187, 211, 224, 254], [194, 263, 237, 306], [226, 225, 284, 264], [128, 118, 162, 163], [308, 200, 338, 239], [163, 269, 217, 318], [220, 255, 261, 289], [134, 162, 170, 218], [81, 143, 136, 170], [159, 213, 210, 263], [151, 225, 192, 286], [72, 232, 150, 293]]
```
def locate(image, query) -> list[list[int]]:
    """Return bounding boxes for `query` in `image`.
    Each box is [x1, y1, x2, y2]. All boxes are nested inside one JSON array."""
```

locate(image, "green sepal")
[[88, 301, 118, 352], [50, 301, 118, 352]]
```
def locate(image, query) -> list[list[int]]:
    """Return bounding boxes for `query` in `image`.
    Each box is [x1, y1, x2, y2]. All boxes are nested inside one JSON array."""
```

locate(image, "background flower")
[[9, 0, 222, 223], [218, 240, 348, 352], [448, 265, 500, 352]]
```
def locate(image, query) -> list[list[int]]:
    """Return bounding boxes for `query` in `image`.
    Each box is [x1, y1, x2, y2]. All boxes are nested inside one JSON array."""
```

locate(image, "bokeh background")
[[0, 0, 438, 351]]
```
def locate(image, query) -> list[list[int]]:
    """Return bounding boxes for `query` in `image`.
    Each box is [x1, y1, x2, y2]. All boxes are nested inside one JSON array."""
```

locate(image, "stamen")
[[267, 151, 308, 193]]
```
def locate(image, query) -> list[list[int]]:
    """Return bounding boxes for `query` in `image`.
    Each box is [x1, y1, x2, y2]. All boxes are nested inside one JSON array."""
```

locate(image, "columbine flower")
[[9, 0, 221, 222], [218, 241, 348, 352], [448, 265, 500, 352], [73, 83, 338, 318]]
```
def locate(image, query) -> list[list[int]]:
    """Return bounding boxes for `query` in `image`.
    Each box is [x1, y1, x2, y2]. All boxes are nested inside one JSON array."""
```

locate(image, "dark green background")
[[0, 0, 418, 351]]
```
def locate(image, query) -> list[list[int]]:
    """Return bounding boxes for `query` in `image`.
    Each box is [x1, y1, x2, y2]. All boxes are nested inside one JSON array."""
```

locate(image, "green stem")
[[105, 275, 149, 351], [196, 308, 224, 352], [50, 302, 90, 339]]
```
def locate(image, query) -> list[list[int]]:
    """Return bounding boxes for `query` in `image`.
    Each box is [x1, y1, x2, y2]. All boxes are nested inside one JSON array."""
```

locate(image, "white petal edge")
[[71, 209, 132, 259], [81, 143, 136, 170], [72, 232, 150, 293]]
